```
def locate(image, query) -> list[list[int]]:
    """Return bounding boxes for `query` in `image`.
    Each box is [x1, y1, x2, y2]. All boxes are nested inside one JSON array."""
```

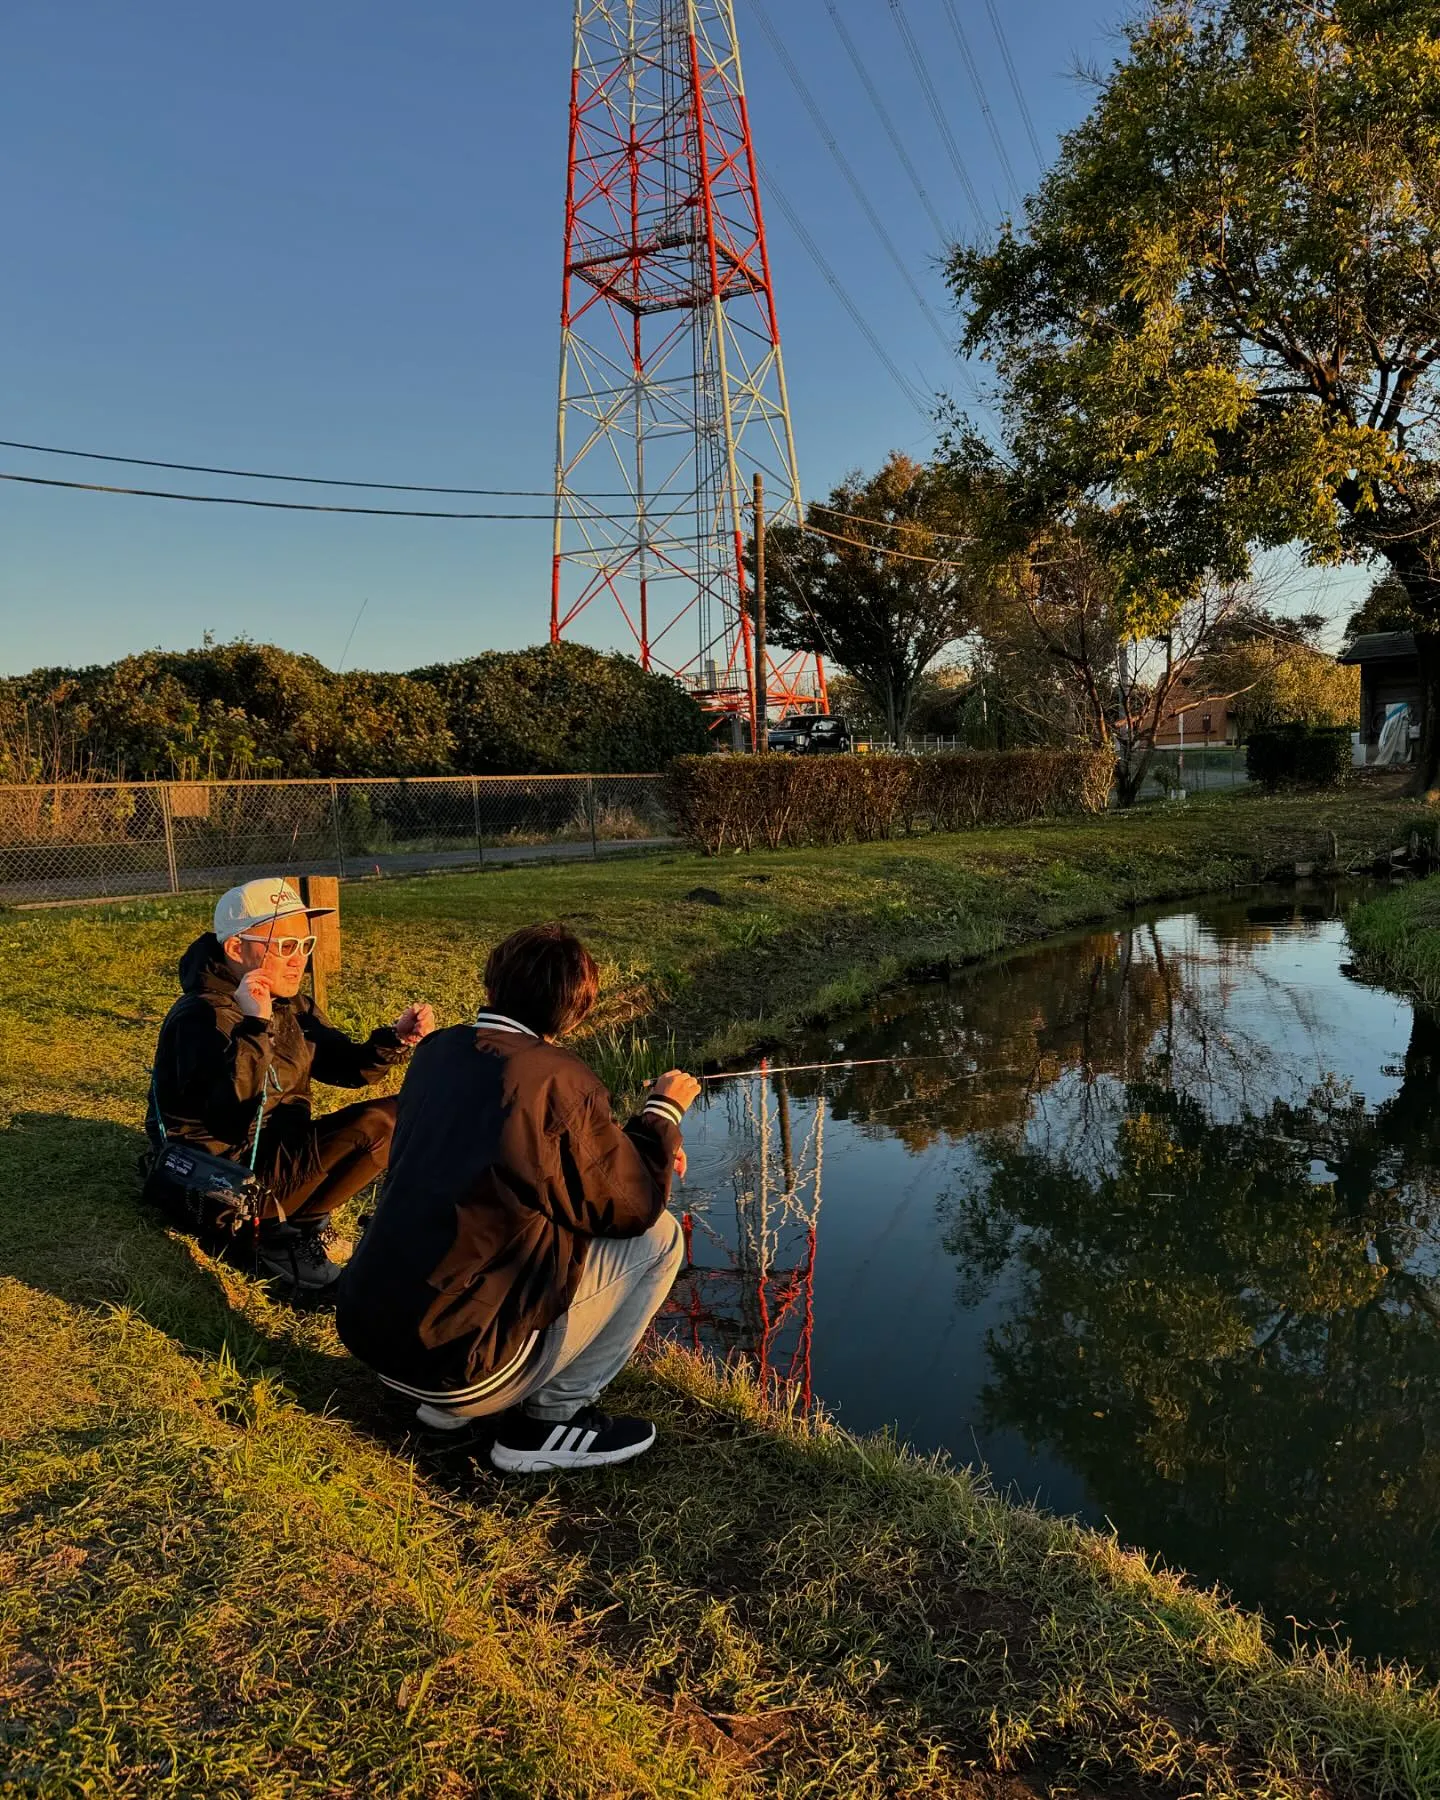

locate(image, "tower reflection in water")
[[658, 1066, 825, 1407]]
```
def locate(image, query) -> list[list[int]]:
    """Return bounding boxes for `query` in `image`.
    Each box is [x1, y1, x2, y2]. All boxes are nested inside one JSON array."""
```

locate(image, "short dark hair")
[[484, 924, 599, 1039]]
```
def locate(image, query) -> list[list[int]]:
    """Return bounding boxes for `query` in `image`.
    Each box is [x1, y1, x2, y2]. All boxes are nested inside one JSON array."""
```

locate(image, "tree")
[[1193, 609, 1360, 732], [1345, 572, 1420, 642], [409, 642, 710, 774], [756, 454, 980, 742], [970, 520, 1248, 803], [951, 0, 1440, 787]]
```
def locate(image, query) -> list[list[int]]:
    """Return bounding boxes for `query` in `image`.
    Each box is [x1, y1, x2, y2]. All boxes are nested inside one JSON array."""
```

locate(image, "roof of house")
[[1338, 631, 1417, 664]]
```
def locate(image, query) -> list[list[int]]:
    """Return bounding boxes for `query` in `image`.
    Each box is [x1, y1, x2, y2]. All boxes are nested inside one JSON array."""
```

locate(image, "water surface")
[[661, 885, 1440, 1669]]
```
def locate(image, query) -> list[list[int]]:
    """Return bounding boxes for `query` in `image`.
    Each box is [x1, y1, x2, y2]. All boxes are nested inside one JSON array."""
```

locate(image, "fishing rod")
[[702, 1053, 980, 1083]]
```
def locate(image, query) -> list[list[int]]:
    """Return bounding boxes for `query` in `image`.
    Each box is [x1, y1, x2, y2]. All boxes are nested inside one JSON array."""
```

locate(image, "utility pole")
[[754, 471, 768, 752]]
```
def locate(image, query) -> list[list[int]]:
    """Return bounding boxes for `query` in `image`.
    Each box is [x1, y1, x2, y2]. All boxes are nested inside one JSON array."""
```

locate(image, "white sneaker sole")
[[490, 1428, 656, 1473]]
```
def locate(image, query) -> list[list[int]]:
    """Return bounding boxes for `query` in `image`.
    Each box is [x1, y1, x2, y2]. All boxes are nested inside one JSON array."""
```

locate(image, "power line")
[[887, 0, 987, 233], [0, 435, 636, 499], [758, 157, 933, 418], [819, 0, 950, 245], [2, 465, 974, 567], [804, 519, 969, 566], [0, 470, 704, 521], [938, 0, 1022, 210], [746, 0, 956, 358], [983, 0, 1046, 171], [808, 502, 975, 550]]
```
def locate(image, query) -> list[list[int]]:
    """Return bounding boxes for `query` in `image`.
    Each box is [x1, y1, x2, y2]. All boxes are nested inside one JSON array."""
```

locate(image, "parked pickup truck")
[[767, 713, 852, 753]]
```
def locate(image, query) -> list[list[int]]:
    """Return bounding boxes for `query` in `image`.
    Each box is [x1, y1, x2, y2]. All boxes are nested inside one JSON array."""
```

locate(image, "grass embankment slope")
[[1348, 869, 1440, 1006], [4, 788, 1440, 1799]]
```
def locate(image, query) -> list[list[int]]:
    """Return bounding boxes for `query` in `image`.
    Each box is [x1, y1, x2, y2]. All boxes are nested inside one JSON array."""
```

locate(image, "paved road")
[[2, 836, 680, 908]]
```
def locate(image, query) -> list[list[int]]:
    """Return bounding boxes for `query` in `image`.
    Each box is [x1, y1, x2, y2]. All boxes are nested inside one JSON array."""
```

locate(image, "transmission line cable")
[[0, 430, 979, 540], [887, 0, 987, 232], [0, 470, 706, 521], [0, 435, 638, 499], [938, 0, 1022, 209], [3, 467, 976, 569], [983, 0, 1046, 170], [746, 0, 956, 358], [804, 520, 967, 565], [757, 157, 933, 418], [819, 0, 950, 244]]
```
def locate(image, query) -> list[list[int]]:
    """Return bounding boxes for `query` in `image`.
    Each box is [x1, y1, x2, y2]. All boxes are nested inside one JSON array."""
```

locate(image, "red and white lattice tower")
[[550, 0, 827, 733]]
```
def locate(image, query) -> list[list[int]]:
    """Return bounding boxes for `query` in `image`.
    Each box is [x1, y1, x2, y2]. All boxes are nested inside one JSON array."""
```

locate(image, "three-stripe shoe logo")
[[542, 1423, 598, 1456]]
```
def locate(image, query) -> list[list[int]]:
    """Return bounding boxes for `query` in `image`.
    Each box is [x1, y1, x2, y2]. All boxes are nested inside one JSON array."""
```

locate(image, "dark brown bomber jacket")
[[335, 1013, 684, 1398]]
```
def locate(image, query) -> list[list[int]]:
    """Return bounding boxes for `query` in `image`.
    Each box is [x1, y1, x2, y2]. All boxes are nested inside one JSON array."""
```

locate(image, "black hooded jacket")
[[149, 933, 409, 1156]]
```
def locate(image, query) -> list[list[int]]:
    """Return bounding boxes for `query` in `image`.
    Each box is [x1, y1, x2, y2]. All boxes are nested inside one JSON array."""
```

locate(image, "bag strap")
[[247, 1066, 280, 1173], [149, 1063, 277, 1168], [148, 1066, 168, 1144]]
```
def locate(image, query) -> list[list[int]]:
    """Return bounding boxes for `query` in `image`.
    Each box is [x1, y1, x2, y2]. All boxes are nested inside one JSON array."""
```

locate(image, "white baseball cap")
[[212, 877, 334, 944]]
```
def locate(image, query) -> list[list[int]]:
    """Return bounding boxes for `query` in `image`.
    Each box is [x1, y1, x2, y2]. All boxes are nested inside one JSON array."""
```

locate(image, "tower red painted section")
[[550, 0, 826, 733]]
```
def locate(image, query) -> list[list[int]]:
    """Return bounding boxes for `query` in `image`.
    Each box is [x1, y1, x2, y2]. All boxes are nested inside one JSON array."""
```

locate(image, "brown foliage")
[[669, 750, 1113, 854]]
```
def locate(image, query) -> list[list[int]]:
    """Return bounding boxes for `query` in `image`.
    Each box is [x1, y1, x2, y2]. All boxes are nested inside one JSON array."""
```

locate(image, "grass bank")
[[4, 787, 1440, 1798], [1347, 872, 1440, 1005]]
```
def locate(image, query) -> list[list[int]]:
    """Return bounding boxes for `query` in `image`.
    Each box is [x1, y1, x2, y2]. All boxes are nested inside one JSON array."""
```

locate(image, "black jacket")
[[335, 1018, 683, 1394], [149, 934, 409, 1155]]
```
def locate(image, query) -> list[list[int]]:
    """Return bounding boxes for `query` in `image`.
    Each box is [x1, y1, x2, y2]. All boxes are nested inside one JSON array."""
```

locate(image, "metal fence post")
[[329, 780, 347, 879], [587, 775, 598, 860], [471, 777, 485, 869], [159, 783, 180, 894]]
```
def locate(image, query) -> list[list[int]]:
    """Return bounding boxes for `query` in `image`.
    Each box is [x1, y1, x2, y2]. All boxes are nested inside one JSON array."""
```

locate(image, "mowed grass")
[[4, 787, 1440, 1797]]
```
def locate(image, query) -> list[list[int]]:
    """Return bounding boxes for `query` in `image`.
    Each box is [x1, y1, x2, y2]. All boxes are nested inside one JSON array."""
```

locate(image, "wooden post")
[[328, 780, 347, 879], [470, 775, 486, 869], [159, 783, 180, 894], [753, 471, 768, 753], [299, 874, 341, 1014]]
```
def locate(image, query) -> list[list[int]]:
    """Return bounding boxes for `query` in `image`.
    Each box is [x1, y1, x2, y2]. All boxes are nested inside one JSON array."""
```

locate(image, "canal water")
[[661, 885, 1440, 1670]]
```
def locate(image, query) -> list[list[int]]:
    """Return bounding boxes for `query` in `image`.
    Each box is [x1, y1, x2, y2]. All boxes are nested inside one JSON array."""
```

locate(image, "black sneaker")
[[489, 1404, 657, 1473], [240, 1222, 343, 1296]]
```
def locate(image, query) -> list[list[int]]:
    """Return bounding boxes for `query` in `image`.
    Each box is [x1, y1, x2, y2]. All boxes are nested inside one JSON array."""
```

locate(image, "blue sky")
[[0, 1, 1363, 676]]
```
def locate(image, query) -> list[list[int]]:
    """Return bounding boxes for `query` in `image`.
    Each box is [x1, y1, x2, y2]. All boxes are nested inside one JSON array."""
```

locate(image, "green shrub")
[[1245, 724, 1352, 791], [669, 749, 1113, 853], [410, 642, 711, 774]]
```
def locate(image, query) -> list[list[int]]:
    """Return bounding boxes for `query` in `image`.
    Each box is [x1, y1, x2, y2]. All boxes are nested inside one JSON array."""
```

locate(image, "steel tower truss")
[[550, 0, 826, 730]]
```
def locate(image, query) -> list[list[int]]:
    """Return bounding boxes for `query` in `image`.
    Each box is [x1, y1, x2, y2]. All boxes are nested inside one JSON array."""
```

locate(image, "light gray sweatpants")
[[422, 1210, 684, 1426]]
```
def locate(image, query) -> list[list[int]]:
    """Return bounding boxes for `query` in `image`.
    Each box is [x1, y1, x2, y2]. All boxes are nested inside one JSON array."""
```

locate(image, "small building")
[[1338, 632, 1422, 765], [1151, 675, 1240, 750]]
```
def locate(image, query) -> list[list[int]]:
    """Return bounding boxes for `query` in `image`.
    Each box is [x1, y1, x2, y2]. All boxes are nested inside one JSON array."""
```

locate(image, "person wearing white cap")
[[145, 877, 433, 1296]]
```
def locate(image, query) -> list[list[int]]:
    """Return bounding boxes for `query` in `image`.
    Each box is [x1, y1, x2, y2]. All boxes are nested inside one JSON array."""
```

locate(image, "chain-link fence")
[[1138, 746, 1249, 798], [0, 773, 676, 905]]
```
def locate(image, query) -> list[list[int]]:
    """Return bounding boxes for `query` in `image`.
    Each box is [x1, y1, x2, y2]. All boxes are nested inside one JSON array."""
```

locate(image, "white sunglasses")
[[239, 931, 317, 958]]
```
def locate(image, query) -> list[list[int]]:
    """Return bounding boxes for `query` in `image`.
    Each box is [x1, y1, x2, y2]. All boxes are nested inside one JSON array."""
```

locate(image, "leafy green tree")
[[1193, 608, 1360, 731], [951, 0, 1440, 785], [756, 454, 980, 743], [1345, 573, 1421, 642], [6, 656, 274, 780], [963, 516, 1250, 802], [410, 641, 710, 774]]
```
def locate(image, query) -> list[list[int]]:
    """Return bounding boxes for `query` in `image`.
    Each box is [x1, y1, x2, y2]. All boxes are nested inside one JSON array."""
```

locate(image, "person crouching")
[[146, 878, 434, 1297], [336, 923, 700, 1474]]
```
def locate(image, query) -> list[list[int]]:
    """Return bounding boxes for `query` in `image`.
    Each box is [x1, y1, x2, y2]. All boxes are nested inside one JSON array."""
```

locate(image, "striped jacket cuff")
[[642, 1095, 685, 1129]]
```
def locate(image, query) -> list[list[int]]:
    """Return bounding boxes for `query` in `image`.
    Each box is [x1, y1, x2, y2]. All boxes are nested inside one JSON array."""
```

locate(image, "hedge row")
[[669, 749, 1114, 853], [1245, 725, 1352, 790]]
